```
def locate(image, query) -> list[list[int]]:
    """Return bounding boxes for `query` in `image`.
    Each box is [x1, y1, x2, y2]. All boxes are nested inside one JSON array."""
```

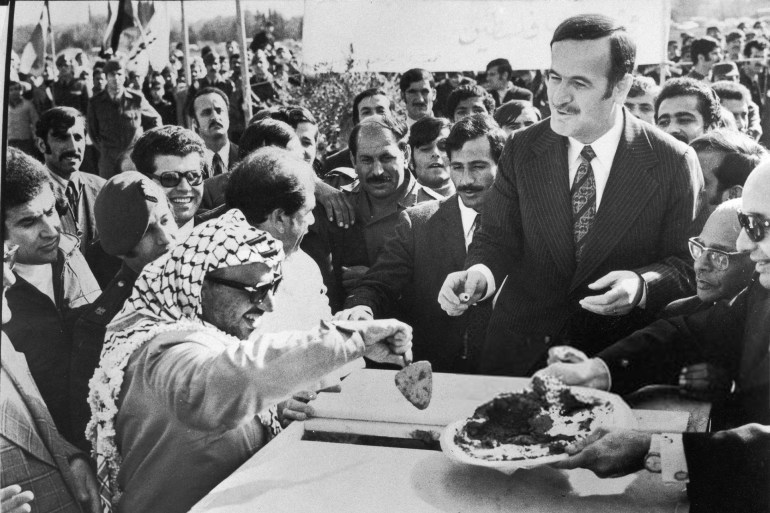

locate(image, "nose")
[[693, 251, 712, 273], [370, 160, 385, 176], [551, 82, 571, 107], [157, 225, 176, 247], [176, 177, 193, 192], [42, 212, 61, 238], [734, 116, 746, 131], [736, 228, 755, 253]]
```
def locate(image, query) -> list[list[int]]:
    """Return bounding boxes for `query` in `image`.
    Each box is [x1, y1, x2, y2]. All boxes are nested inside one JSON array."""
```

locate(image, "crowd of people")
[[2, 10, 770, 513]]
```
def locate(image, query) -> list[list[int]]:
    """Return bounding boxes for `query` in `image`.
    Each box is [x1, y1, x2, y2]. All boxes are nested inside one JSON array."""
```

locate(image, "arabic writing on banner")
[[302, 0, 671, 73]]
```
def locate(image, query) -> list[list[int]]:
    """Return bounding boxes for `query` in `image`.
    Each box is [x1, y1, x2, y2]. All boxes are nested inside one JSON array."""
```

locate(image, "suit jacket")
[[52, 171, 106, 256], [201, 142, 240, 210], [1, 333, 83, 512], [467, 110, 705, 376], [345, 196, 490, 372], [599, 278, 770, 429], [683, 426, 770, 513]]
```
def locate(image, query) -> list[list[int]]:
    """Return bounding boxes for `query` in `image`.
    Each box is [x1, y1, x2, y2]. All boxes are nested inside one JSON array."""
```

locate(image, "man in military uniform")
[[303, 115, 442, 311], [51, 55, 90, 115], [87, 59, 161, 179], [69, 172, 178, 451]]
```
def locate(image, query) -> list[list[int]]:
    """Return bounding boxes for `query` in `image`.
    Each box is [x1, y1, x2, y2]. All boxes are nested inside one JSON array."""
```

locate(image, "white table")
[[190, 369, 708, 513]]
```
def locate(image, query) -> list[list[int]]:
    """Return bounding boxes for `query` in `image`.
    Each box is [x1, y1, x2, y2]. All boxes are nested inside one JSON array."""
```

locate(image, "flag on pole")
[[19, 2, 50, 75], [103, 0, 142, 54], [141, 1, 170, 71]]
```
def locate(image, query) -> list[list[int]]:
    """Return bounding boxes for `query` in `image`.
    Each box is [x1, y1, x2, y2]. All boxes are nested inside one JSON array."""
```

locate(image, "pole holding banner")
[[236, 0, 252, 122], [181, 0, 191, 86]]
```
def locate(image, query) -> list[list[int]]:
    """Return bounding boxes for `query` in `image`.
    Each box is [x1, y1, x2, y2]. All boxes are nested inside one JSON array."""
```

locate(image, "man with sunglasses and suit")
[[538, 160, 770, 513]]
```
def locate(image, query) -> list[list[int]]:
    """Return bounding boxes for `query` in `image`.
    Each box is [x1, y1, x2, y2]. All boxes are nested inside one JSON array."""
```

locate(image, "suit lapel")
[[1, 336, 58, 466], [569, 113, 659, 290], [437, 197, 467, 270], [522, 126, 575, 279]]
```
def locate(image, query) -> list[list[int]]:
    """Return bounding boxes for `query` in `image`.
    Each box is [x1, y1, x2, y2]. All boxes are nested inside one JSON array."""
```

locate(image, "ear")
[[401, 90, 407, 103], [270, 208, 287, 234], [723, 185, 743, 201], [614, 73, 634, 103], [402, 143, 411, 164], [34, 136, 47, 155]]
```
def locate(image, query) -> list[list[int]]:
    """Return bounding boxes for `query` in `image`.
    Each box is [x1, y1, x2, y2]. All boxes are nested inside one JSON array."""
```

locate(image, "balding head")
[[736, 161, 770, 288]]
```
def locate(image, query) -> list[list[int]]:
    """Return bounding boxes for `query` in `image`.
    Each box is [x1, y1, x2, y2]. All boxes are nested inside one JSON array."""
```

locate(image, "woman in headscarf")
[[87, 209, 411, 513]]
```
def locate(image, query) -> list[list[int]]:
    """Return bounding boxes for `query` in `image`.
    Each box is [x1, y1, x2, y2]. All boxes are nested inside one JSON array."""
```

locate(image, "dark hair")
[[35, 107, 86, 153], [551, 14, 636, 96], [188, 86, 230, 119], [446, 85, 496, 120], [238, 119, 298, 159], [254, 106, 319, 141], [93, 61, 106, 72], [493, 100, 541, 128], [726, 30, 744, 44], [348, 115, 408, 158], [352, 88, 391, 125], [225, 146, 314, 225], [711, 80, 751, 103], [655, 77, 721, 130], [445, 114, 506, 163], [131, 125, 206, 176], [743, 39, 767, 58], [408, 117, 451, 153], [690, 37, 720, 63], [486, 58, 513, 80], [690, 129, 768, 194], [627, 75, 660, 99], [3, 147, 55, 215], [399, 68, 435, 93]]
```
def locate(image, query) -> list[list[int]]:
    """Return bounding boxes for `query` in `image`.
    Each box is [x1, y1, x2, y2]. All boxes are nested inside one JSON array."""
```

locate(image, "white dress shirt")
[[472, 107, 625, 299], [457, 196, 478, 250]]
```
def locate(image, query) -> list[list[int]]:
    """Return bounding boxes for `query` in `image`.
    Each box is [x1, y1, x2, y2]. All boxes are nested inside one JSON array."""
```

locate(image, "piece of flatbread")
[[395, 361, 433, 410]]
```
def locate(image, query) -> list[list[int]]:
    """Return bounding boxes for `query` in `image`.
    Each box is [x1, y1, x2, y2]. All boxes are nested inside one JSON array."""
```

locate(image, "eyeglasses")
[[155, 170, 203, 188], [204, 273, 282, 305], [738, 210, 770, 243], [688, 237, 747, 271], [4, 245, 19, 272]]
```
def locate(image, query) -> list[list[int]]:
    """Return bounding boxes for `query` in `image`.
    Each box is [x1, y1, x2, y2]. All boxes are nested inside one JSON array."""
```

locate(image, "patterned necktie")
[[571, 145, 597, 262], [66, 181, 79, 223], [212, 153, 225, 176]]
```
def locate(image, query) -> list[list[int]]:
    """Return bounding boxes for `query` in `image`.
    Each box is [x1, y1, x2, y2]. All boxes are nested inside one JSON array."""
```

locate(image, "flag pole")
[[236, 0, 252, 122], [45, 1, 55, 61], [180, 0, 191, 86]]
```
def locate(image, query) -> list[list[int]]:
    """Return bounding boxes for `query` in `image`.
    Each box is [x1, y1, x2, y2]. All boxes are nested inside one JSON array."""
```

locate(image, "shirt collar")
[[457, 195, 478, 236], [47, 167, 81, 191], [567, 107, 624, 168]]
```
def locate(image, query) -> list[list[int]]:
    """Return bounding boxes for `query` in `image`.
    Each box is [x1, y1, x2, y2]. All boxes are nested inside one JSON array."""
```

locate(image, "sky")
[[11, 0, 305, 26]]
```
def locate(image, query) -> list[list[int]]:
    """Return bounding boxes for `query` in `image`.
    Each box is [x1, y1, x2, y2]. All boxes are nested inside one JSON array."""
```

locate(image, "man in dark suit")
[[339, 115, 505, 373], [485, 58, 534, 107], [439, 14, 706, 377], [539, 159, 770, 513], [1, 243, 100, 513], [35, 107, 106, 256]]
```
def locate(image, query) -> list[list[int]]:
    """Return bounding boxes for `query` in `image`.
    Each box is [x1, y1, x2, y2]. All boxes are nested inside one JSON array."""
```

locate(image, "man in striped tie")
[[439, 13, 707, 376]]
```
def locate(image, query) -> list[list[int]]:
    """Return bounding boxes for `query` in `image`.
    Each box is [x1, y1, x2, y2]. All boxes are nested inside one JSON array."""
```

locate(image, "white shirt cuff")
[[653, 433, 690, 483], [467, 264, 496, 301], [593, 358, 612, 391]]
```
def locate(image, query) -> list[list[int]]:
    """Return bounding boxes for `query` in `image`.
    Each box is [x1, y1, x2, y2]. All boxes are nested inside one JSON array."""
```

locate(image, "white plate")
[[440, 386, 638, 475]]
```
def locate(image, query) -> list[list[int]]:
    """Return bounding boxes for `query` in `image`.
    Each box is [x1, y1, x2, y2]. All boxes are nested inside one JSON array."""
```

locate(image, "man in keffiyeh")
[[87, 209, 412, 513]]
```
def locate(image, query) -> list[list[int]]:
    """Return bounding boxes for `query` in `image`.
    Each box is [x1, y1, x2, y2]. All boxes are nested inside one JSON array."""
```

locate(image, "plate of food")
[[440, 375, 637, 474]]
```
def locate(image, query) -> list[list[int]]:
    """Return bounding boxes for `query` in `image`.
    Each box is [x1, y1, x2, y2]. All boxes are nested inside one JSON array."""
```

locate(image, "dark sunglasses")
[[738, 210, 770, 243], [155, 170, 203, 188], [688, 237, 747, 271], [4, 244, 19, 272], [205, 273, 283, 305]]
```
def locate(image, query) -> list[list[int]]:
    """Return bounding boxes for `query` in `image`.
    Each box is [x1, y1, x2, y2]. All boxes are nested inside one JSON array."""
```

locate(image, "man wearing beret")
[[69, 171, 178, 451], [87, 59, 162, 179]]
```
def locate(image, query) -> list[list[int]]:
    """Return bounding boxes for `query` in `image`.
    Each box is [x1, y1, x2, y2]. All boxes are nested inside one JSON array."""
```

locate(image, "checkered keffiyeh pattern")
[[86, 209, 284, 510], [571, 145, 597, 262]]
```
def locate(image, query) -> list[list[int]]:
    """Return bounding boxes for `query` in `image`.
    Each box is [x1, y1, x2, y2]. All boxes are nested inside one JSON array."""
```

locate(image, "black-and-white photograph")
[[0, 0, 769, 511]]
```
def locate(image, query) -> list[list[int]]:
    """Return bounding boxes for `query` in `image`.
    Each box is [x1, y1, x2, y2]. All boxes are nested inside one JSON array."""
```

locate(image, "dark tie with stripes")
[[66, 181, 79, 223], [571, 145, 596, 262], [212, 153, 225, 176]]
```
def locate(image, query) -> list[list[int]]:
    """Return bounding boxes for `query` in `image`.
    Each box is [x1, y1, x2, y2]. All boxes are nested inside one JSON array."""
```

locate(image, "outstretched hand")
[[551, 428, 651, 478], [438, 270, 487, 316], [580, 270, 643, 316]]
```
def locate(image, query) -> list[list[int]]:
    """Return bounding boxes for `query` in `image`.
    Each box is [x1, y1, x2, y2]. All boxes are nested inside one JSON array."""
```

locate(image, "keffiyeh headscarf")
[[87, 209, 284, 510]]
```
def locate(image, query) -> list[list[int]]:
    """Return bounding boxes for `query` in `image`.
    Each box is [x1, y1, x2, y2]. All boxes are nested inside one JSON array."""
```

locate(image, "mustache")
[[457, 185, 484, 193], [366, 175, 392, 184], [58, 151, 81, 161]]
